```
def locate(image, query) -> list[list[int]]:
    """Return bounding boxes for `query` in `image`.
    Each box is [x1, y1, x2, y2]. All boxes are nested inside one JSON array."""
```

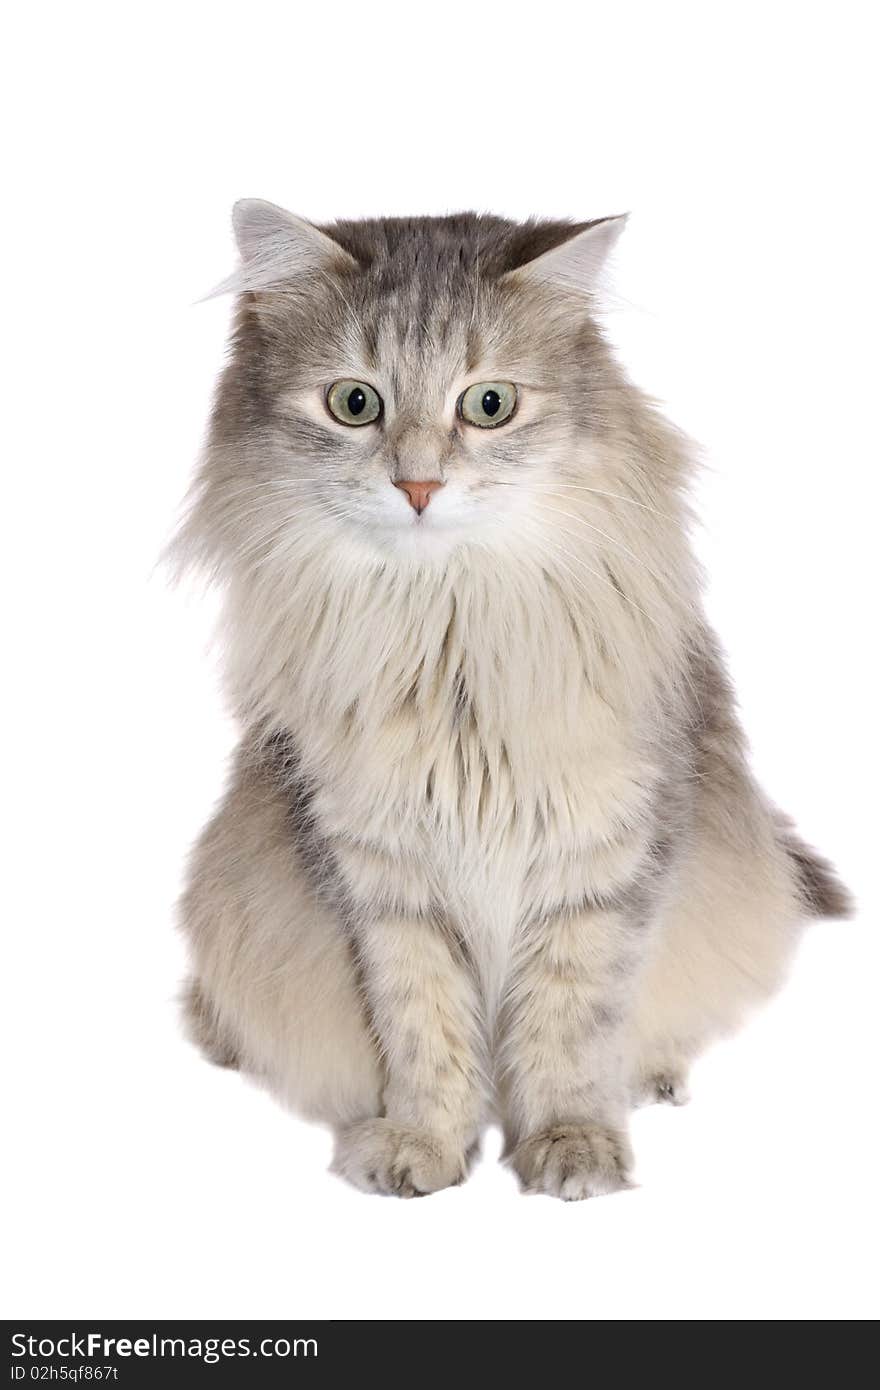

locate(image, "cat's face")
[[210, 206, 625, 567]]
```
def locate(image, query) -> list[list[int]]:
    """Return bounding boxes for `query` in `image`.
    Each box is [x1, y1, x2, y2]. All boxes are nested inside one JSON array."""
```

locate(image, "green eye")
[[459, 381, 518, 428], [326, 379, 382, 426]]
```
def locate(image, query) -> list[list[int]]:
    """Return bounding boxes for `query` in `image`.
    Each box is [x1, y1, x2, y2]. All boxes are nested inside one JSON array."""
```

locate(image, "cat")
[[175, 201, 850, 1199]]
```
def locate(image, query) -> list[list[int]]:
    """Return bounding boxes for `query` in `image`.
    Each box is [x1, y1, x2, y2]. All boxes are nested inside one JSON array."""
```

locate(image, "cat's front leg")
[[332, 912, 485, 1197], [501, 903, 644, 1201]]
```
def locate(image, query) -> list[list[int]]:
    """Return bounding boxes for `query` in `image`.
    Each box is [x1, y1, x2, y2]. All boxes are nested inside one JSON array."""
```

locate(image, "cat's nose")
[[394, 480, 444, 515]]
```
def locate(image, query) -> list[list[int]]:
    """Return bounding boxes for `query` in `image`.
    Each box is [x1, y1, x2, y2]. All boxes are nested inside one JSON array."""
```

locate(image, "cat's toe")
[[509, 1123, 633, 1201], [634, 1068, 691, 1107], [332, 1119, 466, 1197], [652, 1073, 689, 1105]]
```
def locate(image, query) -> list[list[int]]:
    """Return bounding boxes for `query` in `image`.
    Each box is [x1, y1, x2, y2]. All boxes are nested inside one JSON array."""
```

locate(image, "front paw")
[[332, 1119, 466, 1197], [509, 1123, 634, 1201]]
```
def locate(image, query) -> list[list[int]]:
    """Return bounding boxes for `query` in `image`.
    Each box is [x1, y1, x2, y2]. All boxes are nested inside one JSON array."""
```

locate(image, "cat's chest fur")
[[302, 666, 653, 1015], [241, 560, 659, 1007]]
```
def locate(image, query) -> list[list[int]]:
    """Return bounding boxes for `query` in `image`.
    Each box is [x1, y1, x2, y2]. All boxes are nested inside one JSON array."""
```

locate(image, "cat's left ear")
[[207, 198, 358, 298], [507, 215, 628, 295]]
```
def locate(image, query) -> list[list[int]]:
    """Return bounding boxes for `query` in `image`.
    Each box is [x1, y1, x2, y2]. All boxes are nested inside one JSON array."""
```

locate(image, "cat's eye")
[[326, 379, 383, 426], [458, 381, 518, 429]]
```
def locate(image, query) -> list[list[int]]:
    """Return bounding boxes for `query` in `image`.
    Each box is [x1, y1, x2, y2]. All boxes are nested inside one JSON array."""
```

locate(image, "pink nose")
[[395, 479, 444, 515]]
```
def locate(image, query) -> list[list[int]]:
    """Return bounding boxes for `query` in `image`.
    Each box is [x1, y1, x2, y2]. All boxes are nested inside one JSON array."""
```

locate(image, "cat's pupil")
[[482, 390, 501, 417], [347, 388, 366, 416]]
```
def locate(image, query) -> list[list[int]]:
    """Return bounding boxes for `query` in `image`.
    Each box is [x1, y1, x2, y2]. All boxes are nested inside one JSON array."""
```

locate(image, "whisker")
[[520, 509, 698, 703], [526, 500, 678, 597], [492, 480, 678, 522], [511, 514, 661, 630]]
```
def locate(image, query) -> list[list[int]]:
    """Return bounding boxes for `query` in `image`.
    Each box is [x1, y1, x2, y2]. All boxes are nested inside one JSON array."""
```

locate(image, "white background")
[[3, 1, 878, 1321]]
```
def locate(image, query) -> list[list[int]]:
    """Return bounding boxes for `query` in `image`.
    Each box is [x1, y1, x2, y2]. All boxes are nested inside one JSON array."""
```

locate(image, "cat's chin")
[[369, 516, 471, 566], [358, 491, 489, 564]]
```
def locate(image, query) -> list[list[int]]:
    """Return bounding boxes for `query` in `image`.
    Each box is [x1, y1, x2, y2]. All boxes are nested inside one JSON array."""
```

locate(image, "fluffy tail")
[[781, 827, 854, 919]]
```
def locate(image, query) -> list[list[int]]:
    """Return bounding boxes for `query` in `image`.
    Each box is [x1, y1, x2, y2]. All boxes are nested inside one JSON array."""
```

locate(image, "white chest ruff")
[[235, 547, 666, 1011], [304, 697, 654, 1020]]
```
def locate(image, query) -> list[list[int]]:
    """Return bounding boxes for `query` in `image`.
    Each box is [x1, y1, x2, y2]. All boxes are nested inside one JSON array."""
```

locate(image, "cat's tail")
[[778, 822, 854, 919]]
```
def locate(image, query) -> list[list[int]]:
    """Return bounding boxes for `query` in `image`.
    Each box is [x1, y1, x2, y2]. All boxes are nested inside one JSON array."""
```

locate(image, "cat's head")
[[198, 203, 633, 571]]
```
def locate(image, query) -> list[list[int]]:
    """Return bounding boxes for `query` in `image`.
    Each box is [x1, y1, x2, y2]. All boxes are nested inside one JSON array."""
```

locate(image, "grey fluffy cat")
[[177, 200, 850, 1200]]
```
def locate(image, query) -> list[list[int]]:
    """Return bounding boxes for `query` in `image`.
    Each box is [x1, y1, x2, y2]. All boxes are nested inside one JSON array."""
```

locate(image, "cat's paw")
[[509, 1123, 634, 1201], [332, 1119, 466, 1197], [649, 1072, 690, 1105], [633, 1067, 690, 1107]]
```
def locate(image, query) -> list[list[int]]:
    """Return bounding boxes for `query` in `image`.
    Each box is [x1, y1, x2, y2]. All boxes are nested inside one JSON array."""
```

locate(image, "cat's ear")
[[507, 215, 628, 295], [208, 199, 357, 297]]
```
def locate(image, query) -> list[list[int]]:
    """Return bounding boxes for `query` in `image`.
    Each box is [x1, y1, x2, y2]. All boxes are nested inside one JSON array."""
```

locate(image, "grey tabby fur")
[[175, 202, 850, 1200]]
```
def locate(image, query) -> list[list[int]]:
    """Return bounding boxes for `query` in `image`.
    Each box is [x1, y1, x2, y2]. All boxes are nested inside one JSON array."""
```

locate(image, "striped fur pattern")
[[176, 203, 850, 1199]]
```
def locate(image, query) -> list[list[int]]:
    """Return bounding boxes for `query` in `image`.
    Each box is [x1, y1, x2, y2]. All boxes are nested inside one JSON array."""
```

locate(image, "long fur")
[[175, 208, 850, 1199]]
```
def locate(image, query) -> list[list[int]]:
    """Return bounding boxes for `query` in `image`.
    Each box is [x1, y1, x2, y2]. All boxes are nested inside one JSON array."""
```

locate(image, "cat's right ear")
[[205, 199, 357, 299], [503, 215, 628, 297]]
